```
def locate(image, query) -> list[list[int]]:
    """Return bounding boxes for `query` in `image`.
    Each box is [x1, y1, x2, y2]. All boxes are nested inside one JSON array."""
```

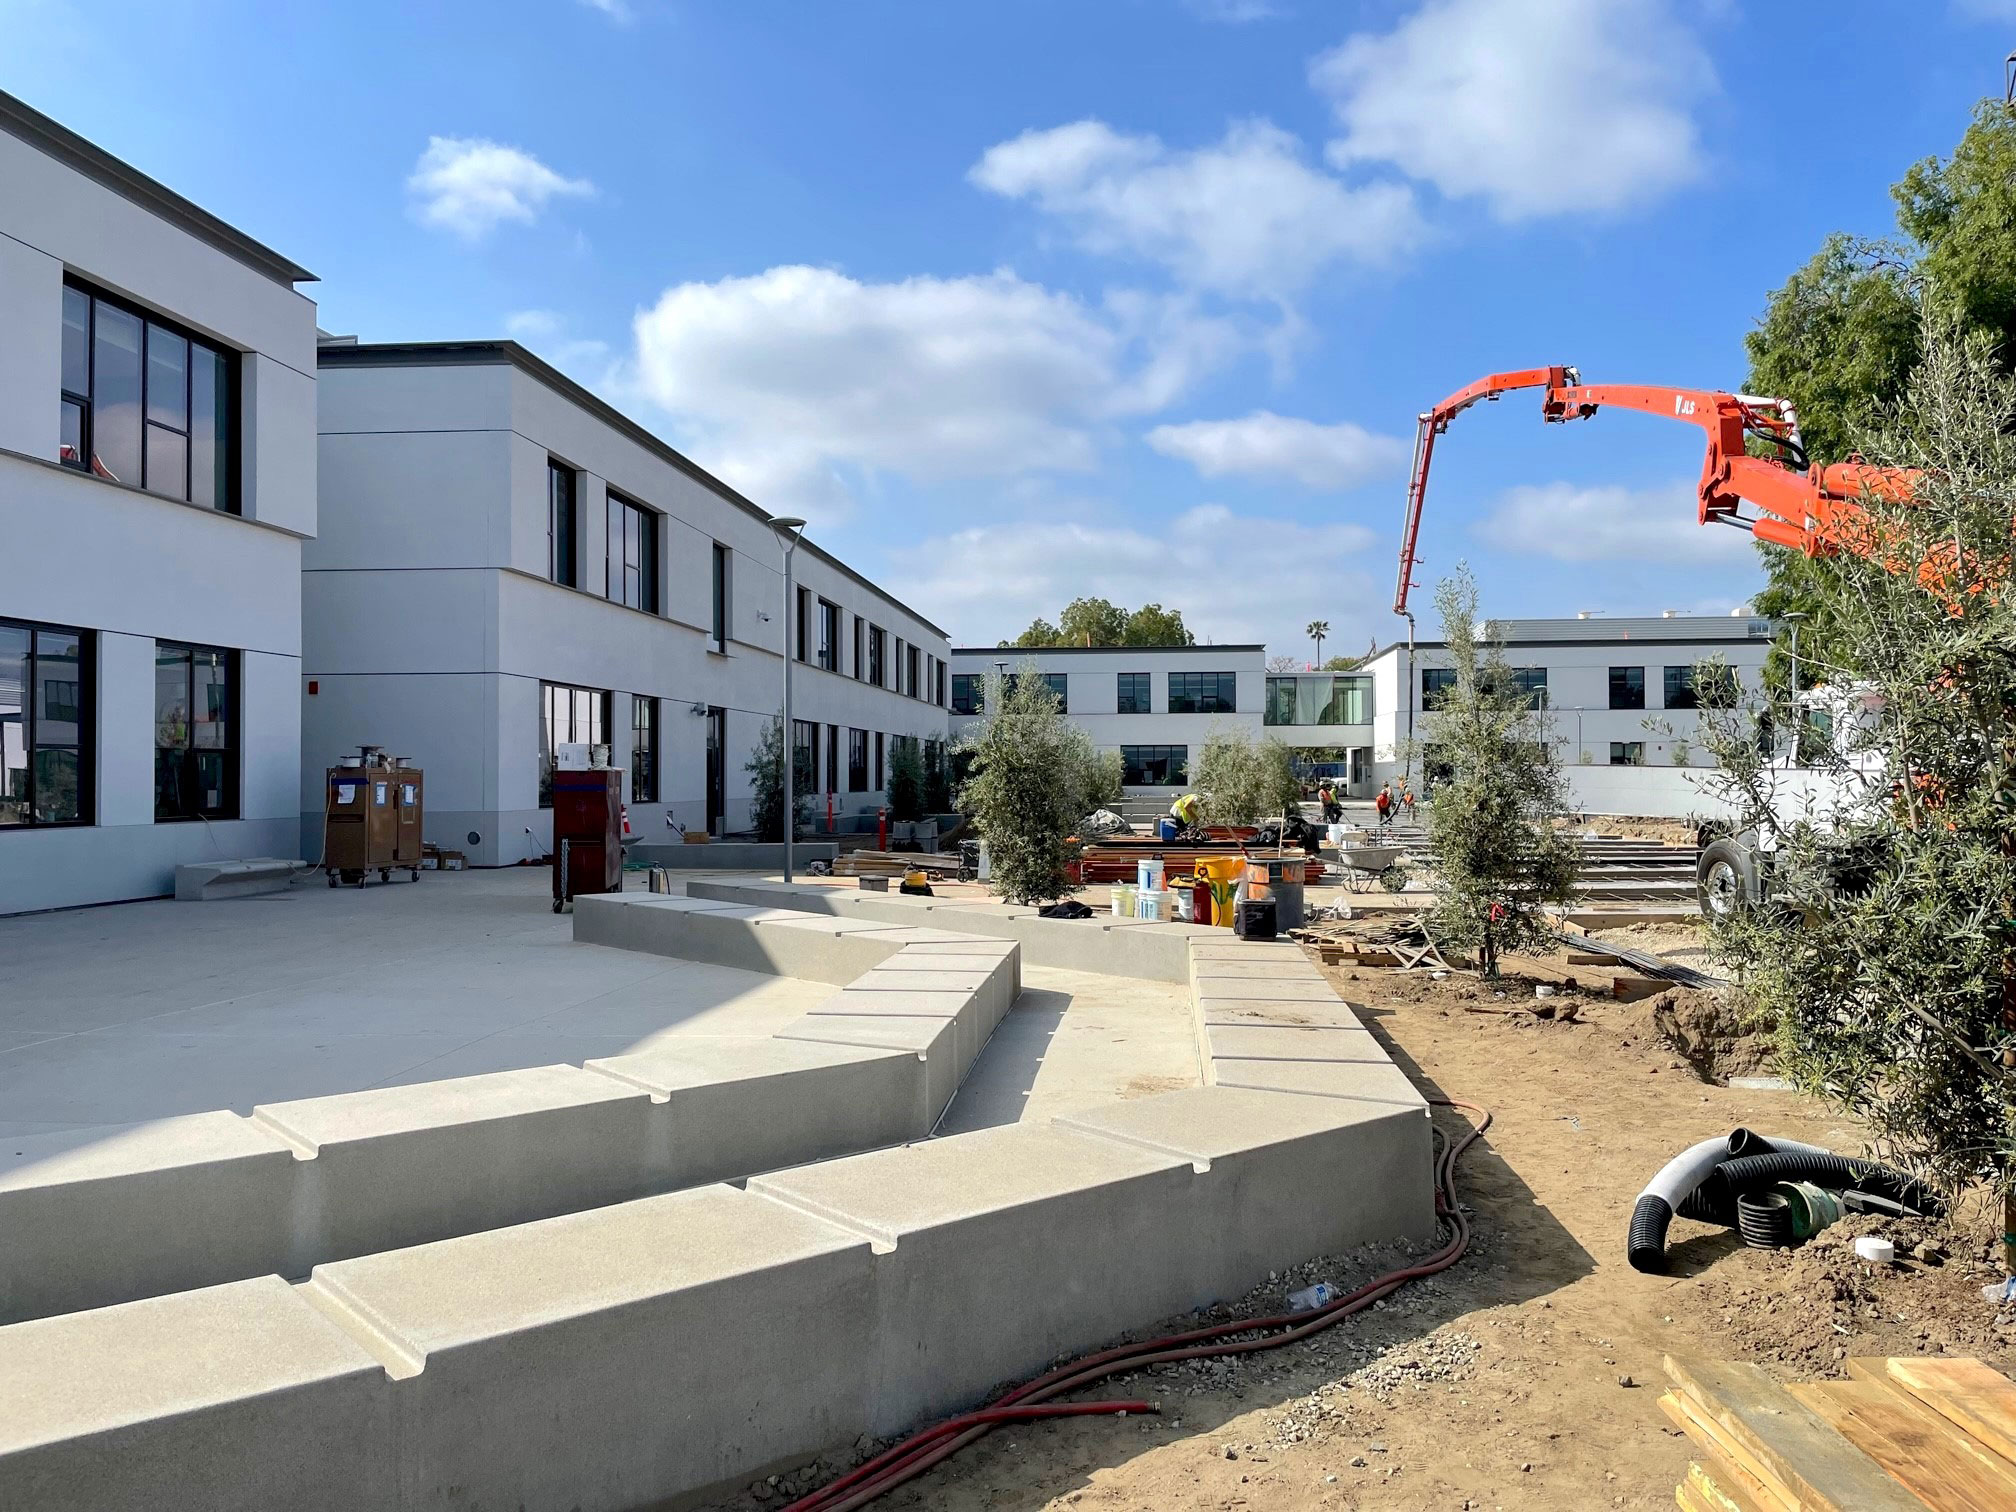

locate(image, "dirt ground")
[[740, 945, 2016, 1511]]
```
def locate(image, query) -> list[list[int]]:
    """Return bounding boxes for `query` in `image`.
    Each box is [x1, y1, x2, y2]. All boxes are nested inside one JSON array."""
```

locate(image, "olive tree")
[[745, 717, 811, 843], [1421, 568, 1579, 976], [956, 661, 1097, 903], [1194, 722, 1302, 824]]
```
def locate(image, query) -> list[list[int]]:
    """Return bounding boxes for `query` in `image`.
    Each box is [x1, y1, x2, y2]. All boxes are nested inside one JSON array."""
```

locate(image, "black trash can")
[[1235, 896, 1277, 940]]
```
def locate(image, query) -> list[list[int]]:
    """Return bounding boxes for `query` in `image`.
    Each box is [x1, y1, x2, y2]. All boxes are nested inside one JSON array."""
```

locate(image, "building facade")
[[309, 342, 949, 866], [0, 91, 319, 913], [1365, 612, 1774, 786]]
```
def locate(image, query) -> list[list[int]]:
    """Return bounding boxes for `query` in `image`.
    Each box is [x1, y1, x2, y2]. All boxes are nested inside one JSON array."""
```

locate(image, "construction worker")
[[1170, 792, 1203, 830], [1399, 782, 1416, 823], [1374, 781, 1394, 830]]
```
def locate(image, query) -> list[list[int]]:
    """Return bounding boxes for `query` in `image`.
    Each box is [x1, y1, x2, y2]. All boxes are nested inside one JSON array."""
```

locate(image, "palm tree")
[[1306, 620, 1329, 668]]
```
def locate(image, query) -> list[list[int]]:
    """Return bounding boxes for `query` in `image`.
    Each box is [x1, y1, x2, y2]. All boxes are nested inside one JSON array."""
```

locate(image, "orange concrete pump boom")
[[1392, 366, 1919, 618]]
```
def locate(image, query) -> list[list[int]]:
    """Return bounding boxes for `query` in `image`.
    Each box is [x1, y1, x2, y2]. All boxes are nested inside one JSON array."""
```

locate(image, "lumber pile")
[[1662, 1352, 2016, 1511], [832, 849, 961, 878]]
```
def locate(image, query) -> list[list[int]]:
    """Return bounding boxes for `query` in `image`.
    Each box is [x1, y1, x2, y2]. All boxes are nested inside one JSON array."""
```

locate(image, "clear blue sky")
[[6, 0, 2007, 659]]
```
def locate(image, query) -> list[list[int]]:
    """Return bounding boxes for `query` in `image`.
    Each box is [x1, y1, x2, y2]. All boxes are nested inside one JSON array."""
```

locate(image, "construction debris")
[[1661, 1352, 2016, 1510]]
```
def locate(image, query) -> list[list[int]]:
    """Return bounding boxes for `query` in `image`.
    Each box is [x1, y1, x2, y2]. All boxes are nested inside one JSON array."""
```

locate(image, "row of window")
[[59, 279, 236, 512], [950, 670, 1239, 718], [2, 618, 238, 829], [793, 586, 945, 704], [1263, 675, 1372, 727], [1419, 664, 1738, 712]]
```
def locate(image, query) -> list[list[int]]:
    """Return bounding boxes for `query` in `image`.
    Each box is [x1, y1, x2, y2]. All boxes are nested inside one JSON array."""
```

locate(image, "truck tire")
[[1696, 838, 1758, 921]]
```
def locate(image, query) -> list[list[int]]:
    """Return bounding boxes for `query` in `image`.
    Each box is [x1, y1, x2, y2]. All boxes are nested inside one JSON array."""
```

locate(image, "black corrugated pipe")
[[1627, 1129, 1831, 1274], [1680, 1151, 1939, 1227]]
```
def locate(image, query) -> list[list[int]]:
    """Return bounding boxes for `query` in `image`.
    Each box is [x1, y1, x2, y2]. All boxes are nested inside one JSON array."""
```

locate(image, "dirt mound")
[[1621, 986, 1774, 1083]]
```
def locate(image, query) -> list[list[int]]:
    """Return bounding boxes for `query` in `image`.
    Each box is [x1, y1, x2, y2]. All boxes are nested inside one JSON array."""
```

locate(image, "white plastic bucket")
[[1137, 857, 1165, 892], [1111, 884, 1136, 917], [1135, 887, 1168, 921], [1171, 888, 1194, 922]]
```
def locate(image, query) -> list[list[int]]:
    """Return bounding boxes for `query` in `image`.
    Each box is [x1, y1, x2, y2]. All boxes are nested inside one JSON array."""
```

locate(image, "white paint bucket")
[[1137, 857, 1165, 892], [1135, 888, 1168, 921], [1111, 885, 1136, 917]]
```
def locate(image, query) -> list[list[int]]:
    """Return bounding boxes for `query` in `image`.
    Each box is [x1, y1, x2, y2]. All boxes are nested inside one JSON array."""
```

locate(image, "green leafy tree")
[[744, 717, 812, 843], [1057, 597, 1129, 647], [1421, 568, 1579, 976], [887, 736, 925, 821], [1005, 599, 1196, 648], [1306, 620, 1328, 666], [1194, 722, 1303, 824], [1122, 602, 1195, 646], [956, 661, 1087, 902], [1699, 322, 2016, 1208], [921, 738, 951, 812]]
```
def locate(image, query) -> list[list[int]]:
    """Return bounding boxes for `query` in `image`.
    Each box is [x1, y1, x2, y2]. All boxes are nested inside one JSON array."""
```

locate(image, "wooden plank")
[[1848, 1355, 2016, 1469], [1685, 1464, 1760, 1512], [1659, 1392, 1797, 1512], [1790, 1377, 2016, 1512], [1569, 950, 1624, 965], [1664, 1355, 1923, 1512]]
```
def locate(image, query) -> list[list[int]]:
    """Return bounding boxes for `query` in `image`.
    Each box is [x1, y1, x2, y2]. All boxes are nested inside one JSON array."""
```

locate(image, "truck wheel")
[[1697, 838, 1758, 921]]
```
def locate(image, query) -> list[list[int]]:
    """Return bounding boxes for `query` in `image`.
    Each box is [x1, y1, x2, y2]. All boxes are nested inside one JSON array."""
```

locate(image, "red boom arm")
[[1392, 368, 1918, 618]]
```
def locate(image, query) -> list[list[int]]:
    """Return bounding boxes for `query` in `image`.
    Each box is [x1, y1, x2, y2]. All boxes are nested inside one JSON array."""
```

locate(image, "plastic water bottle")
[[1287, 1281, 1342, 1312], [1982, 1277, 2016, 1307]]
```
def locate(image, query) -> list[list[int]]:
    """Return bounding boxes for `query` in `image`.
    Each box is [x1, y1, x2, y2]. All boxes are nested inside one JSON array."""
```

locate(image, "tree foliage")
[[887, 736, 925, 822], [744, 717, 811, 843], [1420, 568, 1579, 976], [1005, 596, 1197, 648], [1698, 322, 2016, 1193], [1746, 99, 2016, 685], [1194, 722, 1303, 825], [955, 662, 1098, 902]]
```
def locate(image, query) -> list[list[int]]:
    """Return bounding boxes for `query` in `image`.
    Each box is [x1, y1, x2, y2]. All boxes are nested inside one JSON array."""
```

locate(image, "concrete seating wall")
[[0, 921, 1437, 1512], [684, 876, 1214, 982], [0, 902, 1017, 1326]]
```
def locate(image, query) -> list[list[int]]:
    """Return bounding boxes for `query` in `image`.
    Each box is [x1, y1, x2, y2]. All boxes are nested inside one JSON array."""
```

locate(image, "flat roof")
[[0, 89, 315, 286], [951, 644, 1265, 656], [317, 340, 949, 640]]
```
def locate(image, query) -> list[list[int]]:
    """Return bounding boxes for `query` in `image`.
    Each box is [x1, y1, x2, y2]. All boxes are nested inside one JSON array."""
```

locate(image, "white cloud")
[[1312, 0, 1713, 220], [1474, 481, 1756, 564], [577, 0, 632, 19], [893, 503, 1381, 656], [1147, 411, 1408, 490], [408, 137, 594, 240], [970, 118, 1421, 299], [628, 265, 1235, 522]]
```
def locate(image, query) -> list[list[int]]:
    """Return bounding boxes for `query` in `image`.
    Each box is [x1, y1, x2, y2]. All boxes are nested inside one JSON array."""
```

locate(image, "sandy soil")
[[736, 950, 2016, 1511]]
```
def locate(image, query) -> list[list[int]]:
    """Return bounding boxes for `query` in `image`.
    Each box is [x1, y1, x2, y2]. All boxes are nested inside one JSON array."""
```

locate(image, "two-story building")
[[308, 341, 950, 865], [0, 91, 319, 913]]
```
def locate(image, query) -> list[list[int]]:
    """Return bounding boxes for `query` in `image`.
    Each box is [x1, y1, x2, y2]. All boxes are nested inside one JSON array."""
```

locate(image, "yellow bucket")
[[1196, 855, 1243, 928]]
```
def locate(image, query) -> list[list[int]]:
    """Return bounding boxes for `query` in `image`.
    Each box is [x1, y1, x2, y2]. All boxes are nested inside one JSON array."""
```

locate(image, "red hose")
[[784, 1098, 1488, 1512]]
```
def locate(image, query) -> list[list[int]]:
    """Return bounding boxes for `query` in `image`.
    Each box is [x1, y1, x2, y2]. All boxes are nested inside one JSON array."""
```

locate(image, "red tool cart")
[[552, 767, 623, 912]]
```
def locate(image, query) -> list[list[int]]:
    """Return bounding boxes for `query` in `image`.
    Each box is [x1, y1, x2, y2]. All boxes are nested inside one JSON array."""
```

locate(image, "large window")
[[951, 673, 982, 715], [154, 642, 236, 821], [1018, 671, 1067, 711], [792, 719, 817, 794], [1664, 664, 1738, 710], [853, 616, 865, 680], [906, 644, 921, 699], [1, 619, 90, 828], [1492, 666, 1548, 710], [795, 587, 810, 662], [548, 462, 578, 587], [817, 600, 839, 671], [826, 725, 839, 795], [605, 493, 658, 612], [1609, 666, 1645, 710], [1167, 671, 1236, 714], [1117, 671, 1151, 714], [1421, 667, 1456, 710], [1120, 744, 1188, 786], [630, 696, 658, 804], [1266, 675, 1371, 725], [61, 281, 235, 511], [868, 627, 887, 687], [874, 731, 885, 791], [1610, 741, 1645, 766], [848, 728, 869, 791], [710, 542, 730, 648], [540, 681, 608, 806]]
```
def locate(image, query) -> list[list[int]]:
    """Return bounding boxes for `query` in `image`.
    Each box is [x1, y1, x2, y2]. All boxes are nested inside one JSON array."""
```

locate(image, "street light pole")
[[770, 517, 807, 883]]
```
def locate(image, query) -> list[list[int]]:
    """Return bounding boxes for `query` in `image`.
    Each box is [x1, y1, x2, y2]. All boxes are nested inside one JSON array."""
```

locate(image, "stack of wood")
[[831, 850, 961, 879], [1076, 844, 1329, 885], [1662, 1352, 2016, 1510]]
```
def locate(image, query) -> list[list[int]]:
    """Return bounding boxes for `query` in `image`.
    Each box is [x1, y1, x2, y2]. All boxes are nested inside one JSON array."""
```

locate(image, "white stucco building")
[[308, 341, 950, 865], [1365, 611, 1775, 786], [0, 91, 318, 913]]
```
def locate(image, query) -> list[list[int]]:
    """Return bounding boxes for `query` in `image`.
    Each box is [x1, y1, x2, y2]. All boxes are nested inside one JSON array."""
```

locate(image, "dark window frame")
[[817, 599, 840, 671], [868, 627, 886, 688], [795, 586, 810, 662], [61, 278, 239, 512], [604, 491, 659, 613], [630, 695, 659, 804], [1120, 744, 1188, 786], [548, 461, 578, 588], [539, 680, 610, 807], [1609, 665, 1645, 711], [848, 727, 869, 791], [709, 542, 730, 648], [1117, 671, 1151, 714], [1420, 667, 1456, 710], [153, 640, 237, 822], [951, 673, 982, 716], [1167, 671, 1236, 715], [874, 731, 885, 791], [852, 616, 865, 681], [826, 724, 839, 795], [792, 718, 818, 795], [0, 617, 94, 830], [1609, 741, 1645, 766]]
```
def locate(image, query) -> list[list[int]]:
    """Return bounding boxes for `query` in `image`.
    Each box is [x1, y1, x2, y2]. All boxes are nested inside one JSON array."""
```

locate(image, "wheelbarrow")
[[1333, 844, 1409, 894]]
